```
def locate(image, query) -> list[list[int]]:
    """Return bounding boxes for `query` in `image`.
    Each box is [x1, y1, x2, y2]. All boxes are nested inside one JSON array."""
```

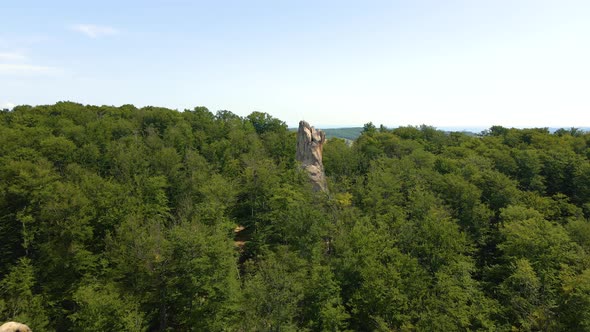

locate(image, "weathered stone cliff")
[[296, 121, 327, 192], [0, 321, 32, 332]]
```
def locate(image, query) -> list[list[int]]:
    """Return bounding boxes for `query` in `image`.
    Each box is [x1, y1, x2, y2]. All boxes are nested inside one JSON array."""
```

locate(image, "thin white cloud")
[[71, 24, 119, 38], [0, 63, 60, 74], [0, 51, 26, 61], [0, 49, 62, 76], [1, 102, 16, 110]]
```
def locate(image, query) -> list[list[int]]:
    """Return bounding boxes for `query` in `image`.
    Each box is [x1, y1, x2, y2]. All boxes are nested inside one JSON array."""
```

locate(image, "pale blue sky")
[[1, 0, 589, 128]]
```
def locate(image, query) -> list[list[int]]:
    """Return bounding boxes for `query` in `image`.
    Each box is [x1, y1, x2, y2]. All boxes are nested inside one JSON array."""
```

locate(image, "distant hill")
[[549, 127, 590, 133], [289, 127, 363, 140], [289, 126, 590, 141], [321, 127, 363, 140]]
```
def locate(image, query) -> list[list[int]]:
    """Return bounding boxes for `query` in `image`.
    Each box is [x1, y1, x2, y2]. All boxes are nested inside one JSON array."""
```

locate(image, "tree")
[[240, 248, 307, 331], [497, 206, 583, 329], [246, 111, 287, 135], [0, 258, 50, 331], [70, 282, 146, 332]]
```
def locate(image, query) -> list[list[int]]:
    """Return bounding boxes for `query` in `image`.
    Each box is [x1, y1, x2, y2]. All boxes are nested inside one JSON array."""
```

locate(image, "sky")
[[1, 0, 589, 129]]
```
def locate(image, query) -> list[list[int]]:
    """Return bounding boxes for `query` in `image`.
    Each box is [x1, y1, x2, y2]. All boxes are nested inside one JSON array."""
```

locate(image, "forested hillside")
[[321, 128, 363, 140], [1, 102, 590, 331]]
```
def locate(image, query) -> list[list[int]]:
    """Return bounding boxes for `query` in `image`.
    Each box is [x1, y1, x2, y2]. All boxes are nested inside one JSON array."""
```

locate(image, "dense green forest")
[[1, 102, 589, 331]]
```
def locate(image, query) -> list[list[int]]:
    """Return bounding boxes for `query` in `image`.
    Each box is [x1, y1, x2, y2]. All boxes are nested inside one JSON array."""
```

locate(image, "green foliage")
[[560, 268, 590, 330], [498, 258, 541, 330], [0, 258, 51, 331], [247, 111, 287, 135], [70, 282, 146, 332], [240, 249, 308, 331], [165, 221, 240, 331], [323, 138, 359, 182]]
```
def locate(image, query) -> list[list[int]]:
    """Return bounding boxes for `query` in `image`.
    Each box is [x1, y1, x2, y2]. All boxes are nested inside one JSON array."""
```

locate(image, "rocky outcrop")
[[296, 121, 327, 192], [0, 322, 32, 332]]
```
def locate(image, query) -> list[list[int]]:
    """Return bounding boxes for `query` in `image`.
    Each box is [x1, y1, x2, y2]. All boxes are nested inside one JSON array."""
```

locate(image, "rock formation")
[[0, 322, 32, 332], [296, 121, 327, 192]]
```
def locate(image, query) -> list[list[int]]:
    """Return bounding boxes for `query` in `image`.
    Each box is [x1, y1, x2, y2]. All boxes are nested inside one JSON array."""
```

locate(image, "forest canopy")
[[1, 102, 590, 331]]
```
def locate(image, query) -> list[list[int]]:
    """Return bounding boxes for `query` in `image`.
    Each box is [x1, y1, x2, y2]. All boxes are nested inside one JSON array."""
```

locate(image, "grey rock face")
[[0, 322, 32, 332], [296, 121, 327, 192]]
